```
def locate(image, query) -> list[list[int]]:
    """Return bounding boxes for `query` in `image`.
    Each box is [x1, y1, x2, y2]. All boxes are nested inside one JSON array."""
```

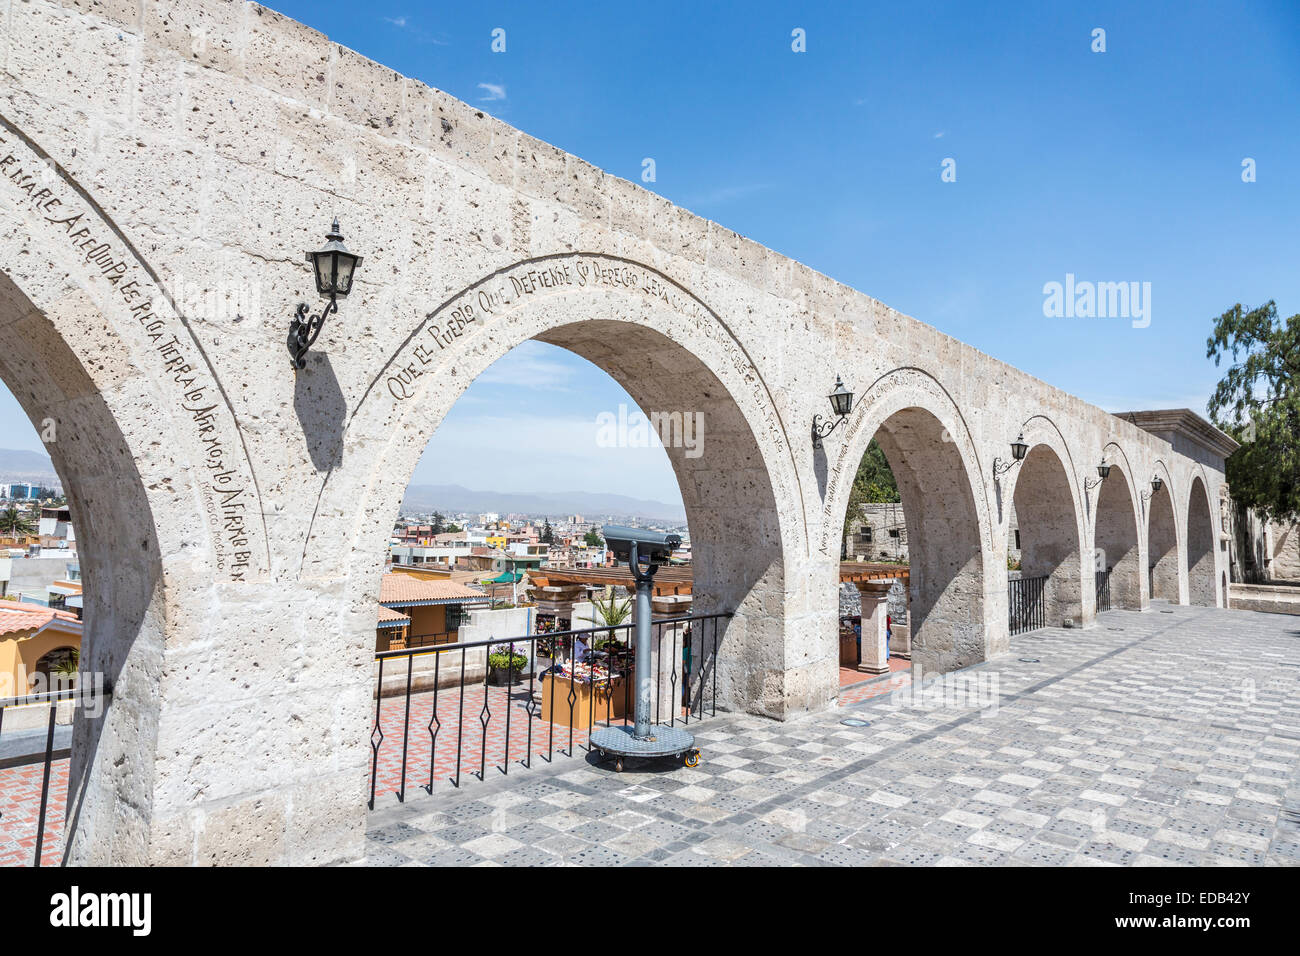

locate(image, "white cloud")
[[413, 412, 681, 503], [680, 182, 772, 208], [477, 346, 578, 390], [477, 82, 507, 102], [1092, 391, 1213, 416], [381, 15, 449, 45]]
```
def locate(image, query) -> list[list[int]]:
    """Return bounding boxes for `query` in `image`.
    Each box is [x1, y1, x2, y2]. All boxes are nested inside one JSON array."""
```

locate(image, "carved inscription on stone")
[[0, 122, 266, 581]]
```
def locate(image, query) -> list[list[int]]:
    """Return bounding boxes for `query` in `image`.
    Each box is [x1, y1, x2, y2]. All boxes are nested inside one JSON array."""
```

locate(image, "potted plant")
[[579, 588, 631, 645], [487, 645, 528, 686]]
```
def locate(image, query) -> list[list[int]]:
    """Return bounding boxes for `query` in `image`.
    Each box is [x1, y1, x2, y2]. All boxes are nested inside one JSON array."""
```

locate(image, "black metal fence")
[[1095, 568, 1112, 612], [368, 611, 729, 808], [1008, 574, 1047, 635], [0, 684, 99, 867]]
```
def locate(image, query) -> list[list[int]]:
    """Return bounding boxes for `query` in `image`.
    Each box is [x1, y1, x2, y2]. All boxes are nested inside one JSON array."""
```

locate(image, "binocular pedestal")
[[589, 537, 701, 773]]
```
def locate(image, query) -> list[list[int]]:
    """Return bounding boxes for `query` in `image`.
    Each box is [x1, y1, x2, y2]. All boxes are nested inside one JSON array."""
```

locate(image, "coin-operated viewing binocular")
[[601, 525, 682, 566]]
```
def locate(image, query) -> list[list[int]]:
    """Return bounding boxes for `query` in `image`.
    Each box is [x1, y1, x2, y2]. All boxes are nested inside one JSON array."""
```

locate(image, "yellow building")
[[484, 535, 507, 550], [375, 570, 491, 652], [0, 599, 83, 699]]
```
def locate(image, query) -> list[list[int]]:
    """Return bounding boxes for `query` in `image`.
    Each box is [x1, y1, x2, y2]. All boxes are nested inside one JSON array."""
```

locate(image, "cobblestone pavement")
[[364, 604, 1300, 866]]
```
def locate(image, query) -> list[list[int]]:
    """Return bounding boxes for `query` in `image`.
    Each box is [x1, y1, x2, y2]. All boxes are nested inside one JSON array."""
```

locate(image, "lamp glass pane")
[[314, 252, 333, 295], [334, 253, 357, 295]]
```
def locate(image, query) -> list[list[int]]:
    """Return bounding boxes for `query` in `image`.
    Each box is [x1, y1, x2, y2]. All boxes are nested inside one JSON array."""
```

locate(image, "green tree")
[[584, 525, 604, 548], [431, 511, 446, 535], [841, 439, 900, 554], [1206, 300, 1300, 523], [445, 522, 464, 534], [540, 518, 555, 545], [0, 505, 36, 538]]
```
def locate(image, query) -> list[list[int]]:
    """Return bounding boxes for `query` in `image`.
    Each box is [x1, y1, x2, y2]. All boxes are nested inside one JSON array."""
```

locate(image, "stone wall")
[[0, 0, 1233, 864]]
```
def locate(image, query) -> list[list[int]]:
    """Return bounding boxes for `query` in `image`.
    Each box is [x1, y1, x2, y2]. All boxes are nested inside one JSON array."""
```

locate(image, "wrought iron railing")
[[1095, 568, 1112, 613], [367, 611, 729, 807], [1008, 574, 1047, 635]]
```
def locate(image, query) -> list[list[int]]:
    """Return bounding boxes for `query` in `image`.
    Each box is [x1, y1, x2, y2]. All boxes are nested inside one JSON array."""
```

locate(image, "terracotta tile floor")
[[839, 656, 911, 686], [0, 759, 67, 867]]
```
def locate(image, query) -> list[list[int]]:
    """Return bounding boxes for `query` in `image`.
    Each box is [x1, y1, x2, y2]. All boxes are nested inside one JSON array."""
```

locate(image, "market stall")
[[539, 659, 628, 727]]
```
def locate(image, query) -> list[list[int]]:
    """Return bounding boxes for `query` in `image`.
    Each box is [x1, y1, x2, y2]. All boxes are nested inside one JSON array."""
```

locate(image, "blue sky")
[[3, 1, 1297, 508]]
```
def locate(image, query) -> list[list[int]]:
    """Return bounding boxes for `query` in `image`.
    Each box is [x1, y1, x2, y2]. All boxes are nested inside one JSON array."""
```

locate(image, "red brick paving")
[[838, 661, 912, 706], [839, 656, 911, 687], [0, 759, 67, 867]]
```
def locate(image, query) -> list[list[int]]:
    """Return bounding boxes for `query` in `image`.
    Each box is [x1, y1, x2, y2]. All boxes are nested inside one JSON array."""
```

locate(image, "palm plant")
[[578, 587, 632, 653], [0, 505, 36, 538], [53, 649, 80, 682]]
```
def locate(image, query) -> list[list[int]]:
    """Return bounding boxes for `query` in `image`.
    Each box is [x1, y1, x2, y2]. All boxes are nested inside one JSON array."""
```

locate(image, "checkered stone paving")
[[366, 604, 1300, 866]]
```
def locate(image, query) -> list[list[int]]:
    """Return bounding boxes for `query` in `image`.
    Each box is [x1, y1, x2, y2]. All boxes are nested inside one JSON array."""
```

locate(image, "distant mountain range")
[[402, 483, 686, 521], [0, 448, 681, 518], [0, 447, 60, 485]]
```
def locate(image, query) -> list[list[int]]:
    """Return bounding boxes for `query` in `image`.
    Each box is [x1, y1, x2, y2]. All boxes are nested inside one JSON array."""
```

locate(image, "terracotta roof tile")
[[0, 599, 81, 637], [379, 574, 488, 605], [377, 606, 411, 625]]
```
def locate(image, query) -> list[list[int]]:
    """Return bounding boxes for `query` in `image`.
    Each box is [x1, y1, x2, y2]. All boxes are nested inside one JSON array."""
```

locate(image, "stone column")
[[534, 584, 585, 629], [889, 578, 911, 660], [649, 594, 692, 723], [855, 580, 893, 675]]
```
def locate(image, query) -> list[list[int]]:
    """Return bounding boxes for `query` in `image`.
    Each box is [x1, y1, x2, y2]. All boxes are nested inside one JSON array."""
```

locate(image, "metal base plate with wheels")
[[590, 724, 700, 773]]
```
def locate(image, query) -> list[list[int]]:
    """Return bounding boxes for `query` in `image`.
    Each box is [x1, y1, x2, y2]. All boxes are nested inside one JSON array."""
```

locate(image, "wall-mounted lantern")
[[811, 375, 854, 449], [1141, 473, 1164, 503], [288, 218, 363, 369], [1085, 458, 1112, 490], [993, 432, 1029, 478]]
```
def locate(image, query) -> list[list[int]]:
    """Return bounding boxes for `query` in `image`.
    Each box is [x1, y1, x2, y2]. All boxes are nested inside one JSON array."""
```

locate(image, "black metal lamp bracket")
[[288, 293, 337, 370]]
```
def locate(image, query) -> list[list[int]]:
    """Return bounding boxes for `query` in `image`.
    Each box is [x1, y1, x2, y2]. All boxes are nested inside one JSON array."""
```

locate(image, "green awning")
[[487, 571, 524, 583]]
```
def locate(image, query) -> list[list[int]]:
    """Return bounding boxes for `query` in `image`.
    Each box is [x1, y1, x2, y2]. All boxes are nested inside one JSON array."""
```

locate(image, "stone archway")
[[823, 369, 996, 675], [1148, 469, 1180, 603], [0, 115, 278, 865], [1093, 449, 1143, 610], [1187, 474, 1216, 606], [1010, 442, 1087, 628], [305, 256, 805, 717], [0, 262, 168, 865]]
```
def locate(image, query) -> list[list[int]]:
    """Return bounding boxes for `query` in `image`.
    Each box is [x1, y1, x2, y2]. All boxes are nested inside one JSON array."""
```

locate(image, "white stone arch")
[[1185, 471, 1217, 607], [0, 113, 271, 863], [1147, 458, 1181, 603], [305, 253, 807, 716], [1002, 415, 1090, 627], [821, 367, 999, 673], [1091, 440, 1145, 610]]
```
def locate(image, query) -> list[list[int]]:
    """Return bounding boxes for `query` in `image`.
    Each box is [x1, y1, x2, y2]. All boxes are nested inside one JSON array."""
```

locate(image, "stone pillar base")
[[891, 623, 911, 660], [855, 579, 895, 677]]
